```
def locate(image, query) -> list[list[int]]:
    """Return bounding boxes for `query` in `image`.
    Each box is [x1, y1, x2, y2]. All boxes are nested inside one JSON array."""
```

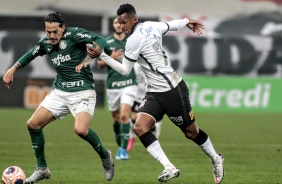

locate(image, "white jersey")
[[124, 21, 182, 92], [134, 63, 146, 103]]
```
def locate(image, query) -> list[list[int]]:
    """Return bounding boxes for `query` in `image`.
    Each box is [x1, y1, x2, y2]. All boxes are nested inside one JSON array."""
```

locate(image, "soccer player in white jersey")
[[76, 3, 224, 183]]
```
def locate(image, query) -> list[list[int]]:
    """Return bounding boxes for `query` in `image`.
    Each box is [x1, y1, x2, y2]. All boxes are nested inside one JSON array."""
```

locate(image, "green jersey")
[[17, 27, 106, 92], [104, 35, 137, 89]]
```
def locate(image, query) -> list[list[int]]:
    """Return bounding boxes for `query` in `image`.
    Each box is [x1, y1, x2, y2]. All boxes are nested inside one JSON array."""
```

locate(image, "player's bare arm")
[[3, 62, 21, 89], [76, 42, 103, 73]]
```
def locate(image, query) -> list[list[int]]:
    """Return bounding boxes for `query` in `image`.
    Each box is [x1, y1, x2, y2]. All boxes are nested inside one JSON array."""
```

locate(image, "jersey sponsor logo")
[[62, 80, 84, 88], [43, 40, 50, 44], [168, 116, 184, 125], [46, 47, 52, 53], [63, 32, 71, 38], [107, 39, 115, 44], [51, 54, 71, 65], [189, 111, 195, 121], [140, 26, 153, 37], [139, 98, 147, 108], [112, 79, 133, 87], [59, 40, 67, 50], [77, 33, 91, 39], [32, 45, 40, 55]]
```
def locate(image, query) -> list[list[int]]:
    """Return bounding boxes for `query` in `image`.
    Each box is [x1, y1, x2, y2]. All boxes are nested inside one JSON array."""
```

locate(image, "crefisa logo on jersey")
[[59, 40, 67, 50]]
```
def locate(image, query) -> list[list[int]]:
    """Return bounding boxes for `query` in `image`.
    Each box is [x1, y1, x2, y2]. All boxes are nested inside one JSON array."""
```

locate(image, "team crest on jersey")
[[59, 40, 67, 50]]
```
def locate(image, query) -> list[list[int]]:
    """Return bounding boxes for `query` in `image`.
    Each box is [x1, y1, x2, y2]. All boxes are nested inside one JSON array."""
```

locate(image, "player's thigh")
[[120, 85, 137, 107], [163, 81, 195, 129], [66, 90, 96, 118], [74, 111, 92, 135], [138, 92, 165, 122], [40, 89, 70, 120], [107, 89, 122, 112], [28, 106, 56, 128]]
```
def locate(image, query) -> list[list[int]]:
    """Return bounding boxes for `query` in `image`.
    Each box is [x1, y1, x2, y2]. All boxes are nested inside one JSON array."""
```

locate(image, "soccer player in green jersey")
[[2, 12, 114, 183], [97, 17, 137, 160]]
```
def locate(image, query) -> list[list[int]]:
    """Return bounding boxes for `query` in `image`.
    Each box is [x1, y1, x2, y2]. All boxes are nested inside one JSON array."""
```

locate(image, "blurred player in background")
[[127, 63, 162, 151], [97, 17, 137, 160], [77, 3, 224, 183], [2, 12, 114, 183]]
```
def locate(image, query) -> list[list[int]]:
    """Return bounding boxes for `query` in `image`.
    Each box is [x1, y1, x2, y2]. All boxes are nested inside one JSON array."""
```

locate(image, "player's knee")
[[74, 127, 88, 137], [120, 114, 129, 123], [133, 123, 147, 136], [185, 130, 199, 140], [26, 118, 39, 129]]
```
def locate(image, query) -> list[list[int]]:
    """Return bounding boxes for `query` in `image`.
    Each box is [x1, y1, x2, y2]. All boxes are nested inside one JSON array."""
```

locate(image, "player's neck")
[[114, 32, 126, 41]]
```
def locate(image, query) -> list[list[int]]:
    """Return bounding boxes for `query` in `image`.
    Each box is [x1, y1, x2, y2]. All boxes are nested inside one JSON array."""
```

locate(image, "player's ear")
[[133, 16, 138, 23]]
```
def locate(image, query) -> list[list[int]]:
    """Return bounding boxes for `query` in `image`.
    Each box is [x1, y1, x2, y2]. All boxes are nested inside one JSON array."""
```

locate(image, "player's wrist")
[[184, 18, 189, 25]]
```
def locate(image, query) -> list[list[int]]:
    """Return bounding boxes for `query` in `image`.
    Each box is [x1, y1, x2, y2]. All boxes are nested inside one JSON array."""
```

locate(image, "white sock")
[[199, 137, 218, 162], [146, 140, 174, 169], [154, 121, 162, 139], [128, 119, 135, 139]]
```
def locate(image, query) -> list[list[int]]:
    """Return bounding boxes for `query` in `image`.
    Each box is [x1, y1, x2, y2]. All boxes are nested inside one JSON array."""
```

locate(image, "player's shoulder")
[[64, 27, 84, 35], [38, 36, 50, 46]]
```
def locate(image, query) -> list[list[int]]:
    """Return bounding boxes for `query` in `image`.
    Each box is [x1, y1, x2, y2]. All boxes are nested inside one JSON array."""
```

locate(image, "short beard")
[[114, 30, 123, 35]]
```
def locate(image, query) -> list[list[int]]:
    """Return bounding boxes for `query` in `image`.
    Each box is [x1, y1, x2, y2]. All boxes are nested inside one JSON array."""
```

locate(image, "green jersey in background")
[[104, 35, 137, 89]]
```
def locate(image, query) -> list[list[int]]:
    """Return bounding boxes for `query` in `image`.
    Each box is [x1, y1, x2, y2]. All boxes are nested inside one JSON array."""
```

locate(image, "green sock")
[[28, 128, 47, 168], [120, 123, 130, 149], [83, 129, 108, 159], [113, 122, 121, 147]]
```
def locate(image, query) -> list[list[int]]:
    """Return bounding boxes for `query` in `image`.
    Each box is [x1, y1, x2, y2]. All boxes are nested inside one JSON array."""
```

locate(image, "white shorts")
[[40, 89, 96, 119], [107, 85, 137, 112]]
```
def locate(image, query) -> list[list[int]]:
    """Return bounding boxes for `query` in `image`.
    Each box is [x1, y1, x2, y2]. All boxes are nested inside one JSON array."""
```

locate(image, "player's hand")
[[3, 69, 14, 89], [86, 41, 103, 58], [187, 19, 204, 35], [75, 56, 92, 73], [110, 49, 124, 60]]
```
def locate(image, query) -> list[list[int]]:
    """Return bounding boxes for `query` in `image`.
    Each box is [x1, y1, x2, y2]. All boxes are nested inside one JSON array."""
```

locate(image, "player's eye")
[[47, 30, 58, 34]]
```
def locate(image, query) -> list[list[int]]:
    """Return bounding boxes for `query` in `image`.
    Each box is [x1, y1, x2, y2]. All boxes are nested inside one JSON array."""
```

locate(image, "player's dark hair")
[[117, 3, 136, 16], [44, 12, 65, 27]]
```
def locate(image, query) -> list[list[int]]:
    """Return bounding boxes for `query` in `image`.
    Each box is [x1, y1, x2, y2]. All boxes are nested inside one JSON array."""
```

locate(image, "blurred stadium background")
[[0, 0, 282, 183]]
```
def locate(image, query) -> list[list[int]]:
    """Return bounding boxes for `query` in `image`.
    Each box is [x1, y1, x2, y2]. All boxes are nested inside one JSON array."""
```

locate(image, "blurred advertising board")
[[0, 78, 105, 109], [183, 76, 282, 113]]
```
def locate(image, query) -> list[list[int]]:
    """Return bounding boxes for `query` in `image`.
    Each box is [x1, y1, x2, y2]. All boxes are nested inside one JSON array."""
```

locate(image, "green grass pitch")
[[0, 108, 281, 184]]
